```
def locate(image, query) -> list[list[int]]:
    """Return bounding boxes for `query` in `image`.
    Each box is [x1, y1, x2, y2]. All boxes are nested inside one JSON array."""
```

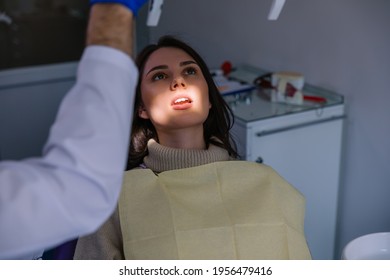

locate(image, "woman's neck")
[[156, 126, 206, 150], [143, 138, 231, 173]]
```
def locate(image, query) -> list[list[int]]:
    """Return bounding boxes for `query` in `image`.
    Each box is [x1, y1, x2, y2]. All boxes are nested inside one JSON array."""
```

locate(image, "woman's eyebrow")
[[180, 60, 197, 66], [146, 61, 198, 76], [146, 65, 168, 76]]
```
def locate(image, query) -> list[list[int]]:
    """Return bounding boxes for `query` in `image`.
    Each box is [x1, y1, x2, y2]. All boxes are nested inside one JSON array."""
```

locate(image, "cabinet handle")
[[256, 115, 346, 137], [255, 156, 263, 164]]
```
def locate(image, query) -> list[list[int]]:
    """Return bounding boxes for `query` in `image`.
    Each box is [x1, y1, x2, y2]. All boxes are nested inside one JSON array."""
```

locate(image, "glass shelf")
[[222, 65, 344, 122]]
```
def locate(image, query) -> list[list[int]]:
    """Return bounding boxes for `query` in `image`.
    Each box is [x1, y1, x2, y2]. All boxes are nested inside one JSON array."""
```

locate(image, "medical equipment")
[[146, 0, 284, 27], [147, 0, 163, 26], [268, 0, 286, 20]]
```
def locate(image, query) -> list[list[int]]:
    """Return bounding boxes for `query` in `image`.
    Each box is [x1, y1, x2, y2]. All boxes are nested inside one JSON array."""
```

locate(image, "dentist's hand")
[[90, 0, 149, 16]]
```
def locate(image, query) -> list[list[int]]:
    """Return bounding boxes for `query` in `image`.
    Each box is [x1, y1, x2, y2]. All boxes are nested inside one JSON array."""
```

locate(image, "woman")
[[74, 36, 311, 260]]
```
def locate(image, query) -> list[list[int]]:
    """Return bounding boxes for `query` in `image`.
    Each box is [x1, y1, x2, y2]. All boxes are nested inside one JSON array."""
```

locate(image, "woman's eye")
[[152, 73, 166, 81], [185, 67, 197, 75]]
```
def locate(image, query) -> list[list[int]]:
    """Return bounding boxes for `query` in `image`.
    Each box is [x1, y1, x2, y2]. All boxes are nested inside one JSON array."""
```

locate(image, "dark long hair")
[[127, 35, 238, 170]]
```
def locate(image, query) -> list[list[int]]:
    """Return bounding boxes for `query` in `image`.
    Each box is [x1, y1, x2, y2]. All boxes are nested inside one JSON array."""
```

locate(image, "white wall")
[[148, 0, 390, 258]]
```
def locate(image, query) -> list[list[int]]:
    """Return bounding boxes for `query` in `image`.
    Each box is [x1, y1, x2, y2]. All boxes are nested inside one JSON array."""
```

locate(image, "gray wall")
[[0, 62, 77, 160], [147, 0, 390, 258]]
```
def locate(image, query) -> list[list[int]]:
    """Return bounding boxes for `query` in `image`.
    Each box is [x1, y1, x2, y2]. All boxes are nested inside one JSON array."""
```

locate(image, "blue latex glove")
[[90, 0, 148, 16]]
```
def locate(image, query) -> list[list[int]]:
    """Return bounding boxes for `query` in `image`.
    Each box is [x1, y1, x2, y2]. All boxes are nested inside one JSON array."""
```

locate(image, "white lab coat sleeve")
[[0, 46, 138, 259]]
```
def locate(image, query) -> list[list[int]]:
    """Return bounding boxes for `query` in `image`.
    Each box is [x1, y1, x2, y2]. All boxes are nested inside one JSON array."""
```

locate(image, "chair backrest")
[[43, 239, 78, 260]]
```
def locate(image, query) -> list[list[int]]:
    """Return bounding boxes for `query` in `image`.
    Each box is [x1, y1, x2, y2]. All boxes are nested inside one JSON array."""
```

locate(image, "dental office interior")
[[0, 0, 389, 260]]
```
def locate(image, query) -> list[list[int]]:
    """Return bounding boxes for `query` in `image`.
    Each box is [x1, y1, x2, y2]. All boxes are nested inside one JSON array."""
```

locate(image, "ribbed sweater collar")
[[143, 139, 230, 173]]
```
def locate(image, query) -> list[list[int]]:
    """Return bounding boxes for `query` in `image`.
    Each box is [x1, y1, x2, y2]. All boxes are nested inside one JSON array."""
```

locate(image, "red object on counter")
[[303, 95, 327, 103], [286, 82, 327, 103], [221, 61, 233, 75]]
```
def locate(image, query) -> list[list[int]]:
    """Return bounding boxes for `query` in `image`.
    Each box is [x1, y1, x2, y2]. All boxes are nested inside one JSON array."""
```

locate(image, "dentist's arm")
[[87, 3, 134, 56], [0, 1, 147, 259]]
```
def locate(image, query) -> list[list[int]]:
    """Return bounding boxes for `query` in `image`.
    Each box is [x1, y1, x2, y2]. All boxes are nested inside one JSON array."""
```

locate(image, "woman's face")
[[139, 47, 211, 133]]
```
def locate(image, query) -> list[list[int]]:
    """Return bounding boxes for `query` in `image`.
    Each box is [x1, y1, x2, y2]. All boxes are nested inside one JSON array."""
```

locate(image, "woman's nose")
[[171, 77, 186, 90]]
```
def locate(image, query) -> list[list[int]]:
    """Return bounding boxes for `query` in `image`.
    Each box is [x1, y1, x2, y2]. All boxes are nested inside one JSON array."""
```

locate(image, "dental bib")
[[119, 161, 311, 259]]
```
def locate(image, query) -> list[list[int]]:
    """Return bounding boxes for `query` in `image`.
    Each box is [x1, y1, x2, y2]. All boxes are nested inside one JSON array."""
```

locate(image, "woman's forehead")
[[144, 47, 194, 71]]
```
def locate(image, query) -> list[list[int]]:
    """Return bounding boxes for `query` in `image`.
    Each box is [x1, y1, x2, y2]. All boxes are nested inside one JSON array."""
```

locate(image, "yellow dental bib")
[[119, 161, 311, 259]]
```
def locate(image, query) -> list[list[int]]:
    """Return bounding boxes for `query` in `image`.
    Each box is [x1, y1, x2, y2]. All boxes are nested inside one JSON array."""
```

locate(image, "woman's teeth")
[[174, 98, 191, 104]]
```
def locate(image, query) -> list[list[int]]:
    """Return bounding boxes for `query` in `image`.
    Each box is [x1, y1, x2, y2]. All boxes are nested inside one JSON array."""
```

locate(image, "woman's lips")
[[171, 96, 193, 110]]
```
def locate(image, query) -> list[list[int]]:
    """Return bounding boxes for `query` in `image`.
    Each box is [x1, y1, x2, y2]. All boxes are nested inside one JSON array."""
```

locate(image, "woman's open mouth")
[[173, 97, 191, 105], [171, 97, 193, 110]]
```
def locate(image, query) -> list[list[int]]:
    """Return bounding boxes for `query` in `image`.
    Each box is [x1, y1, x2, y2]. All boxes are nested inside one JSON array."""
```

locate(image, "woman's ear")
[[138, 105, 149, 119]]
